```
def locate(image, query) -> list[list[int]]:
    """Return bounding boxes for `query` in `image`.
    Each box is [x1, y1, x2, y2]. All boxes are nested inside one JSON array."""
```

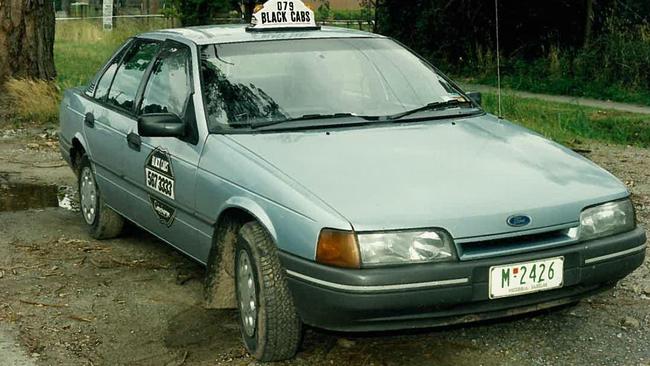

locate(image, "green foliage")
[[379, 0, 650, 106], [455, 24, 650, 106], [358, 0, 376, 19], [315, 1, 332, 20], [168, 0, 239, 26], [330, 9, 369, 20], [315, 6, 372, 21], [54, 18, 174, 90]]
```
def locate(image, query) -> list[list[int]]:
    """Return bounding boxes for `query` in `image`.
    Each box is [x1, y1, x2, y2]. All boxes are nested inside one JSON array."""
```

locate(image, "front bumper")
[[280, 227, 646, 332]]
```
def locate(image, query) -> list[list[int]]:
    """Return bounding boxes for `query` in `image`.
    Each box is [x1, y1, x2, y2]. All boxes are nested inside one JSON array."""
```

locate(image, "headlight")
[[358, 229, 455, 266], [579, 199, 636, 241]]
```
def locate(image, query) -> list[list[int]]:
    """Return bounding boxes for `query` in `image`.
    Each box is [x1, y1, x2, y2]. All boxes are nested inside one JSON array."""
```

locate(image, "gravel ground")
[[0, 129, 648, 366]]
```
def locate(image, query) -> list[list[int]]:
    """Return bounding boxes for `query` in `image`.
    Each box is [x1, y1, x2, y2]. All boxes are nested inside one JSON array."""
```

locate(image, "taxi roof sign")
[[247, 0, 320, 32]]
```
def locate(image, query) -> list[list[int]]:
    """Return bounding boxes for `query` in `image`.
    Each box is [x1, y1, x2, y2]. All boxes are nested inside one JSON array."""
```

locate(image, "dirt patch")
[[0, 133, 648, 366], [0, 127, 71, 187]]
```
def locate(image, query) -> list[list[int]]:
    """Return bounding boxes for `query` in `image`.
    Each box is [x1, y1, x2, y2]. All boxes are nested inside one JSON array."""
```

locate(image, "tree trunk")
[[61, 0, 71, 15], [373, 0, 380, 33], [244, 0, 256, 23], [150, 0, 159, 14], [584, 0, 594, 47], [0, 0, 56, 85]]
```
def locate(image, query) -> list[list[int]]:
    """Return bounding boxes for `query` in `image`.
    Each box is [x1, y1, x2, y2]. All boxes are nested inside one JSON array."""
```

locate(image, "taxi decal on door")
[[145, 147, 175, 200], [149, 196, 176, 227]]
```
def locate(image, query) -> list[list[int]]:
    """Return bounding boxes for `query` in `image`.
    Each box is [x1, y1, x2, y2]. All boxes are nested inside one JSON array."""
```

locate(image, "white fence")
[[55, 14, 167, 21], [55, 14, 373, 31]]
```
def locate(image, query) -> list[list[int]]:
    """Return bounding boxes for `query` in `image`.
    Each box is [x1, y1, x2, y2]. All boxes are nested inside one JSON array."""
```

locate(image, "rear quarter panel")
[[59, 87, 90, 162]]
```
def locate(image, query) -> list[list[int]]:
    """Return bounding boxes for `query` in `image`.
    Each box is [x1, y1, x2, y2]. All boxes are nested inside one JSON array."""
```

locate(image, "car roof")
[[138, 24, 384, 45]]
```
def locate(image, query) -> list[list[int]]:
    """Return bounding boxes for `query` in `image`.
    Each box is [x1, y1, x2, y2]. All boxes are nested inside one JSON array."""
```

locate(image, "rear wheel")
[[78, 155, 124, 239], [235, 222, 302, 361]]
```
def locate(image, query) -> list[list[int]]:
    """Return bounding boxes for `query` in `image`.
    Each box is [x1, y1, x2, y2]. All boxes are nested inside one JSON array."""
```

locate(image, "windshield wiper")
[[389, 99, 475, 121], [250, 113, 377, 129]]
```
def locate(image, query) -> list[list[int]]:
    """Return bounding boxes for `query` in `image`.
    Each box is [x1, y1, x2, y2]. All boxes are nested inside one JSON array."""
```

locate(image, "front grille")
[[457, 226, 579, 260]]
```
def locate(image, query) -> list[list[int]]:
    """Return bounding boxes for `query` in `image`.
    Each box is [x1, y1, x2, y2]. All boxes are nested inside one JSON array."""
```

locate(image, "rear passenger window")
[[94, 63, 119, 101], [107, 41, 160, 112], [92, 41, 132, 101]]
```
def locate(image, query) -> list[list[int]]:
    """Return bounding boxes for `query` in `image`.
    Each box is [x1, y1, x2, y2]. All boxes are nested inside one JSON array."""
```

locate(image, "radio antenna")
[[494, 0, 502, 118]]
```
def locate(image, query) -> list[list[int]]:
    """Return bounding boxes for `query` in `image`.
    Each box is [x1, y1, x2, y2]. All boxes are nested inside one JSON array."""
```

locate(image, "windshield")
[[200, 38, 470, 129]]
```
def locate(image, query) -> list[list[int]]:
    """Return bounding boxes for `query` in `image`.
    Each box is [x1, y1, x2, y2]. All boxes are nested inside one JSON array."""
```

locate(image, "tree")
[[377, 0, 600, 68], [360, 0, 383, 33], [584, 0, 594, 47], [172, 0, 239, 26], [243, 0, 261, 23], [0, 0, 56, 84], [60, 0, 72, 14]]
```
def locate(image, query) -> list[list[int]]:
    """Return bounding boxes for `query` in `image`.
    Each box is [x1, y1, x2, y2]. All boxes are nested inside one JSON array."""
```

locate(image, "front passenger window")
[[107, 41, 160, 112], [139, 44, 192, 118]]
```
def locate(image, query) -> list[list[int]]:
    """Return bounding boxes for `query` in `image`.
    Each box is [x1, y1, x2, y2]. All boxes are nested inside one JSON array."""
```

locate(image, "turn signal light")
[[316, 229, 360, 269]]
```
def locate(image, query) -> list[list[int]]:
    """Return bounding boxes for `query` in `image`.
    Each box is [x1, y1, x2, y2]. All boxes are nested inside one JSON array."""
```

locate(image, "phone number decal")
[[146, 168, 175, 200]]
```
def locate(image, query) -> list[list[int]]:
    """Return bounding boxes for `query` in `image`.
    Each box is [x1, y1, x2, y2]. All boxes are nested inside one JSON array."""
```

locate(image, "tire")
[[78, 155, 124, 239], [234, 221, 302, 362]]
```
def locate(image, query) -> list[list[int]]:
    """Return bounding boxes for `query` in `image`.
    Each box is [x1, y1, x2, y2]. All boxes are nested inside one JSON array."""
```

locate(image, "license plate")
[[489, 257, 564, 299]]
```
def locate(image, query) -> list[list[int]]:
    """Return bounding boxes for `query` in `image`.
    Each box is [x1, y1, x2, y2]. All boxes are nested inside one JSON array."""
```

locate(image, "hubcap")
[[80, 167, 98, 225], [236, 250, 257, 338]]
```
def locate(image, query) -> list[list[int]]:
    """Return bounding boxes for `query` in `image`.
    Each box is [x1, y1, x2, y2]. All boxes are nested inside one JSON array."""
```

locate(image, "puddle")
[[57, 185, 79, 211], [0, 183, 78, 212]]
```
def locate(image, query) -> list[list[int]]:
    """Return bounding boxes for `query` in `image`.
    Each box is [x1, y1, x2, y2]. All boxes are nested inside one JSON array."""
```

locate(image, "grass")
[[460, 70, 650, 108], [0, 18, 172, 127], [2, 78, 61, 124], [55, 18, 175, 90], [316, 7, 372, 21], [481, 92, 650, 148]]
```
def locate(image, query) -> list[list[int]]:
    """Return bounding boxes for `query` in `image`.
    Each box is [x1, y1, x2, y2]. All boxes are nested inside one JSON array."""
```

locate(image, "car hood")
[[227, 114, 628, 238]]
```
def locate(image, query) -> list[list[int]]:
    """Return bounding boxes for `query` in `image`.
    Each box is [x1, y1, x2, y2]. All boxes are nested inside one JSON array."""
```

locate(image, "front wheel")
[[235, 222, 302, 362], [78, 155, 124, 239]]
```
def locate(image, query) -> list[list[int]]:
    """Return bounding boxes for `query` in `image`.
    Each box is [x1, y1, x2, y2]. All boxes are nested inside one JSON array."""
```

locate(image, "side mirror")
[[467, 91, 482, 106], [138, 113, 185, 137]]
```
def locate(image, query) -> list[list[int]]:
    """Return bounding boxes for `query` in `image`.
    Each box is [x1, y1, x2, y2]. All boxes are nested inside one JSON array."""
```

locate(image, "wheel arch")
[[70, 132, 88, 175], [204, 200, 278, 309]]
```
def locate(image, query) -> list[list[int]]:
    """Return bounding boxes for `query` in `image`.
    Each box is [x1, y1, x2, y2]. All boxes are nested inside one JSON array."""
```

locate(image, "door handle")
[[127, 132, 141, 152], [84, 112, 95, 128]]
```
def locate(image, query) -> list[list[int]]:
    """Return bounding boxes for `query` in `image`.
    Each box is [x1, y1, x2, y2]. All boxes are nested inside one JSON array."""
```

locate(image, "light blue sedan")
[[59, 24, 646, 361]]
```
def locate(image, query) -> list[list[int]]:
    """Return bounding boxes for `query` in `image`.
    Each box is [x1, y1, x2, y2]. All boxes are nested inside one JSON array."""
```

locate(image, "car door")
[[121, 40, 208, 261], [83, 39, 161, 217]]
